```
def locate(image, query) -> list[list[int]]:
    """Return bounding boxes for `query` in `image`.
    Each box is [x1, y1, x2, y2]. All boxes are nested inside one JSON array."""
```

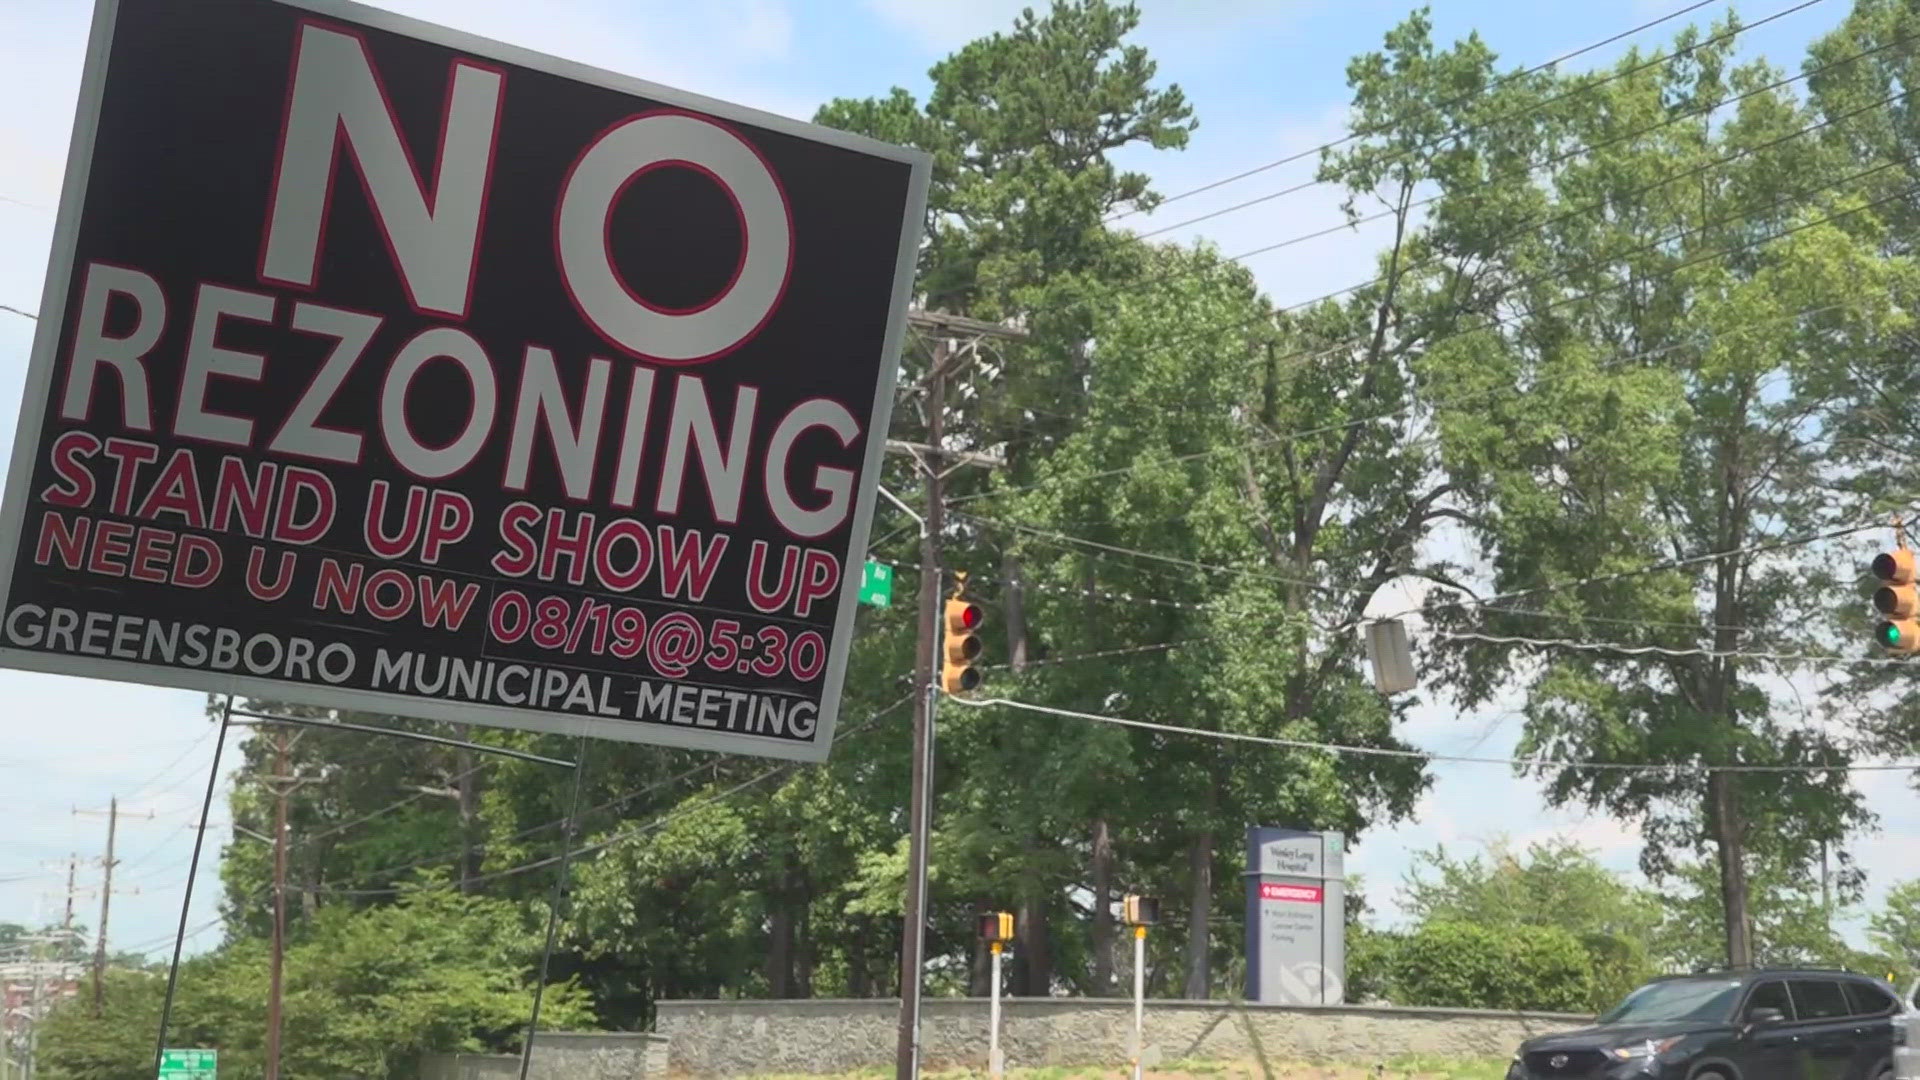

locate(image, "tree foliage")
[[61, 0, 1920, 1059], [38, 882, 589, 1080]]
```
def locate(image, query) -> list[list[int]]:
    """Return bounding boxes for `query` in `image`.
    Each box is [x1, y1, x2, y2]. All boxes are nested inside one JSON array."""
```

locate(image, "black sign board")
[[0, 0, 929, 761]]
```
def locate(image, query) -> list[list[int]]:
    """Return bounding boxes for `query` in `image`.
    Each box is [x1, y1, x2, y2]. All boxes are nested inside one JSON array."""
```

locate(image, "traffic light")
[[942, 597, 983, 693], [1874, 548, 1920, 654], [977, 911, 1014, 944], [1122, 894, 1160, 927]]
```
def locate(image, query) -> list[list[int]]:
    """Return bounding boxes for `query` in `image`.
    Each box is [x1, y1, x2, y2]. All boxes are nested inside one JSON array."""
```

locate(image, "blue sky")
[[0, 0, 1912, 966]]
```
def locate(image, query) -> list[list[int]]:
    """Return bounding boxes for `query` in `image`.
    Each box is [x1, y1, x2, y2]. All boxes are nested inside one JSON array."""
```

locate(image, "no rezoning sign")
[[0, 0, 930, 762]]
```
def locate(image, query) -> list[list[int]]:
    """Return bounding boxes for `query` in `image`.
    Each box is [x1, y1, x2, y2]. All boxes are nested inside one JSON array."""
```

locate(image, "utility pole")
[[891, 311, 1024, 1080], [894, 334, 948, 1080], [72, 801, 151, 1016], [25, 934, 39, 1080], [61, 859, 74, 936], [90, 799, 115, 1016], [265, 726, 297, 1080]]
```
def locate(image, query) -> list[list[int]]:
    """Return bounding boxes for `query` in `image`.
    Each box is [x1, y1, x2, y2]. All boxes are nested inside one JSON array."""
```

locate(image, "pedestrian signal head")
[[1122, 894, 1160, 927], [1874, 549, 1920, 654], [977, 911, 1014, 944], [942, 598, 983, 694]]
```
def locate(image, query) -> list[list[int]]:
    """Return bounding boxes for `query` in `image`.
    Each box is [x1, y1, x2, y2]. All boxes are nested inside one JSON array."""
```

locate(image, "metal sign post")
[[1131, 926, 1146, 1080], [989, 940, 1006, 1080], [1121, 895, 1158, 1080], [977, 910, 1014, 1079]]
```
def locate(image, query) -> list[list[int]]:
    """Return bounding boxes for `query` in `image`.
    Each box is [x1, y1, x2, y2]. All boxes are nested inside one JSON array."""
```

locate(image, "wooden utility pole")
[[265, 727, 293, 1080], [73, 801, 150, 1016], [894, 336, 948, 1080], [89, 798, 116, 1016], [890, 311, 1025, 1080]]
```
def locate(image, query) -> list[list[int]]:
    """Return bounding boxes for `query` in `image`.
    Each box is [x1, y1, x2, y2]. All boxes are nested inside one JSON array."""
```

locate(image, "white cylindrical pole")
[[1131, 927, 1146, 1080], [989, 941, 1004, 1079]]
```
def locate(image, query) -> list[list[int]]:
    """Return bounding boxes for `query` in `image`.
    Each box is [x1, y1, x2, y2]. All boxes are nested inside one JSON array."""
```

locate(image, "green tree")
[[812, 0, 1201, 997], [1797, 0, 1920, 820], [1399, 837, 1660, 1007], [35, 970, 162, 1080], [1386, 921, 1594, 1013], [1870, 879, 1920, 970], [39, 882, 589, 1080], [1400, 836, 1662, 942], [1384, 10, 1917, 967], [1653, 851, 1869, 972]]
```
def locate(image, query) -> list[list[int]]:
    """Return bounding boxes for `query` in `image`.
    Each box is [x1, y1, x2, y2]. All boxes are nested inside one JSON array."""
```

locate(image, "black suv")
[[1509, 968, 1907, 1080]]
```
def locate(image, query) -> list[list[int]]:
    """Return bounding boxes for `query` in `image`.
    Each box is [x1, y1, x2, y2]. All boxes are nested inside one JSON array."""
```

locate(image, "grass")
[[738, 1057, 1510, 1080]]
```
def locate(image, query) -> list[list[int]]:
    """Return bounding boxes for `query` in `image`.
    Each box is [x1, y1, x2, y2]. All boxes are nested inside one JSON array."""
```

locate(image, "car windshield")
[[1597, 979, 1744, 1025]]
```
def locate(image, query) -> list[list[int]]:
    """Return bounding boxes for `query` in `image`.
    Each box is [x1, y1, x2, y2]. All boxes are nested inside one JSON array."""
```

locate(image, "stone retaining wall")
[[655, 998, 1587, 1076], [420, 1032, 669, 1079]]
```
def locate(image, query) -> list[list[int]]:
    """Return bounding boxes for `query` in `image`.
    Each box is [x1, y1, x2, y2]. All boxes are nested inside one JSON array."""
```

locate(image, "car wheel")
[[1691, 1070, 1729, 1080]]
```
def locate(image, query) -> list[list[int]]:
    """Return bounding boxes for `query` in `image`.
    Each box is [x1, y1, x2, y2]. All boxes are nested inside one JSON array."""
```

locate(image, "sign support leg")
[[152, 695, 231, 1078], [519, 734, 589, 1080]]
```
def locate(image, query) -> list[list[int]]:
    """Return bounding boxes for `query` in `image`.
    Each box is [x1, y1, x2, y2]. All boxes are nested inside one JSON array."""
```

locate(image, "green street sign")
[[159, 1049, 216, 1080], [858, 560, 894, 608]]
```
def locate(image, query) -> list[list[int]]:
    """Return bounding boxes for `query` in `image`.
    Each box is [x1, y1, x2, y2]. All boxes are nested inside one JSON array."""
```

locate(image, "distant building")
[[0, 961, 84, 1040]]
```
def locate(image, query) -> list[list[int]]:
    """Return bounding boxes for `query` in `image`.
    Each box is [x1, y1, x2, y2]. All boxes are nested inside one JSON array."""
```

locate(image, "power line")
[[981, 639, 1189, 671], [933, 0, 1872, 340], [1432, 629, 1913, 668], [312, 698, 909, 888], [1107, 0, 1748, 221], [946, 41, 1919, 453], [128, 916, 224, 959], [947, 693, 1920, 774], [121, 724, 225, 807], [1257, 65, 1914, 325], [946, 18, 1907, 362], [1, 304, 36, 321], [919, 498, 1902, 649], [1250, 150, 1911, 384], [1132, 37, 1910, 248], [949, 295, 1863, 511], [307, 698, 912, 900], [951, 509, 1359, 596], [1387, 518, 1895, 623], [959, 167, 1915, 522]]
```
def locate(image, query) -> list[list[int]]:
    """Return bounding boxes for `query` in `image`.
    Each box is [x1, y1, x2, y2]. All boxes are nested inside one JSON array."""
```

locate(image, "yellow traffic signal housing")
[[977, 911, 1014, 944], [1122, 894, 1160, 927], [1874, 549, 1920, 654], [942, 598, 983, 694]]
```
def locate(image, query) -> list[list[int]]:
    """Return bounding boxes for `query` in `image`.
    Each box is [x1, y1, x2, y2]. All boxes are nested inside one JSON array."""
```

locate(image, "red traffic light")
[[947, 601, 982, 632]]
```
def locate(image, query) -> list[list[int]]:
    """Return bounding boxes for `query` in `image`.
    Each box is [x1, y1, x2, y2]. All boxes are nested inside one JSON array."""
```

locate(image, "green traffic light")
[[1883, 622, 1903, 647]]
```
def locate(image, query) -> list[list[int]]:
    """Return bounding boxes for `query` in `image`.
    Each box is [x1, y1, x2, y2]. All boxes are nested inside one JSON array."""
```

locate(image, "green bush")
[[1385, 921, 1594, 1014], [1579, 931, 1655, 1013], [1345, 925, 1402, 1003]]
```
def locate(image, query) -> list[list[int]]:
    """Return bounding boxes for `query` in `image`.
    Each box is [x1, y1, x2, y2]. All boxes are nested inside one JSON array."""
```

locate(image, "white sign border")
[[0, 0, 932, 765]]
